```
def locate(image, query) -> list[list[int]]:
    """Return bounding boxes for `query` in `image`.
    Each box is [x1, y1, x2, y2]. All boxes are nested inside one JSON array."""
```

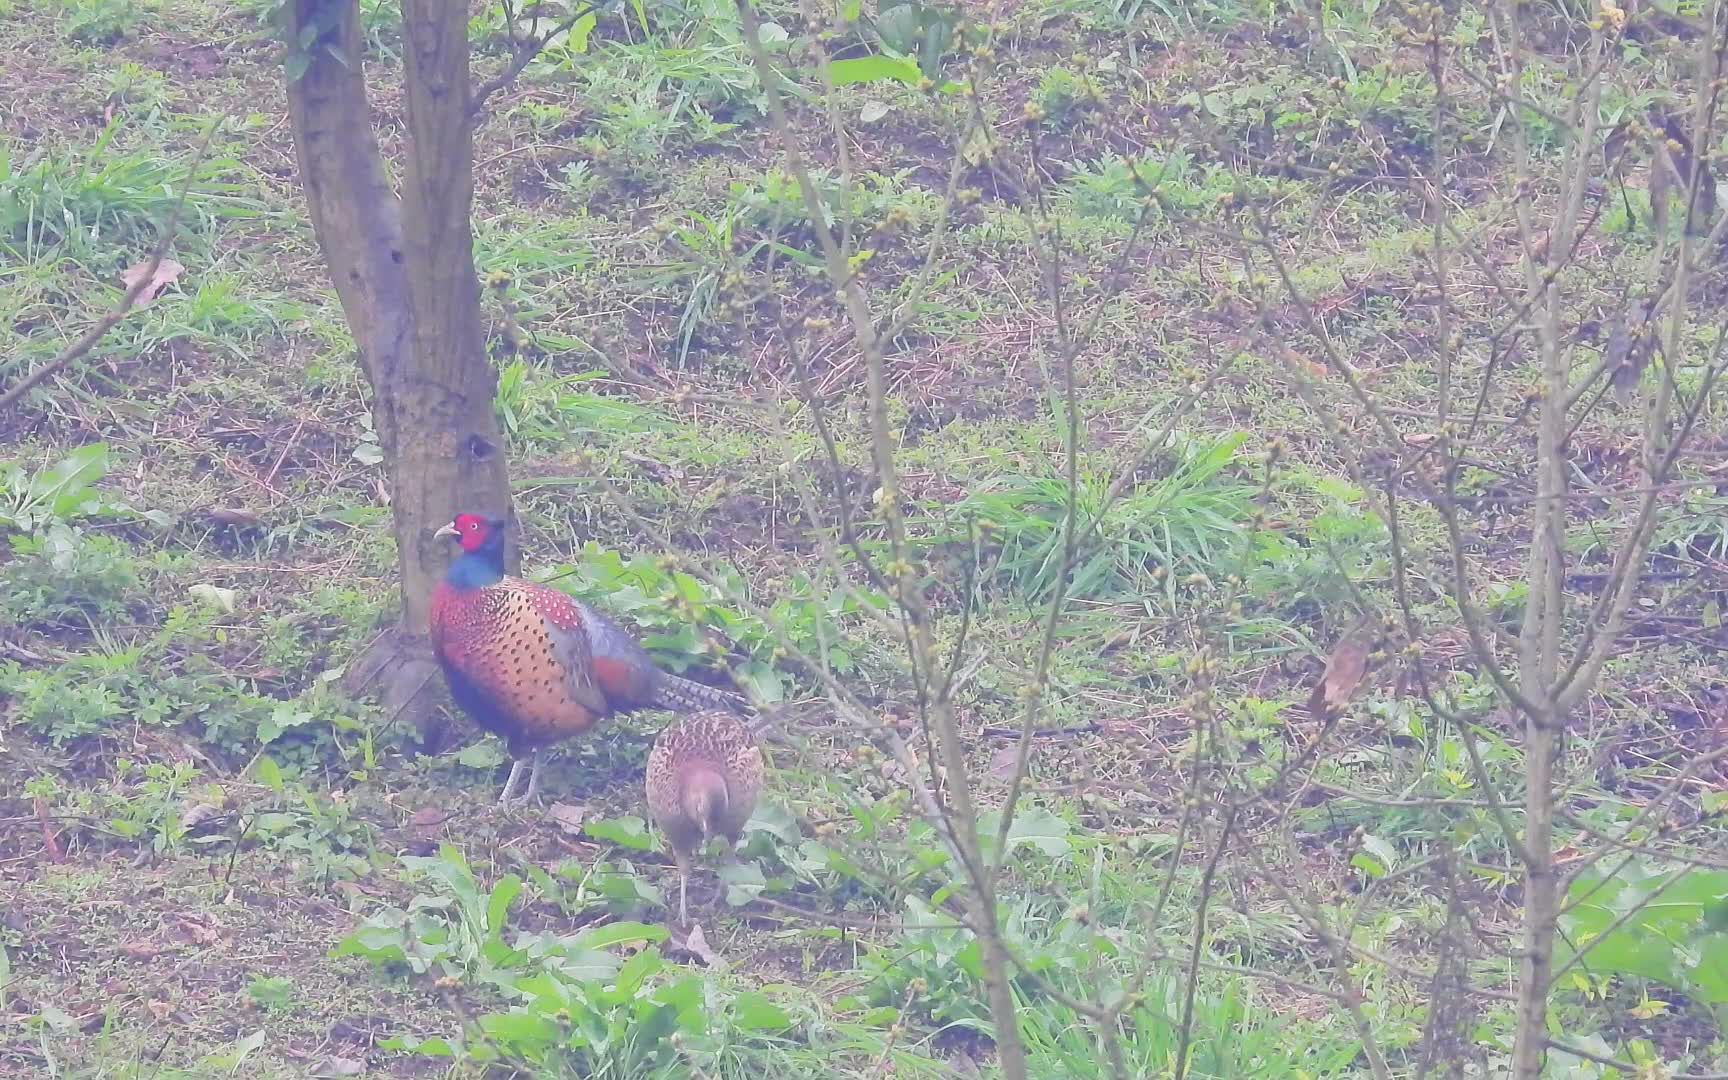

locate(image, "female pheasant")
[[431, 513, 744, 805], [646, 709, 764, 925]]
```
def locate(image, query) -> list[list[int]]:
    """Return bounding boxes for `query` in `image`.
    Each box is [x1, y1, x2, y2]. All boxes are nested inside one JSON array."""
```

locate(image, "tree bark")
[[284, 0, 511, 742]]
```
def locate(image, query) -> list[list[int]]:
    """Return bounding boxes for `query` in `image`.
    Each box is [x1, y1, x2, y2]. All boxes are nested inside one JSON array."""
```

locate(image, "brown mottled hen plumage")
[[646, 709, 764, 924]]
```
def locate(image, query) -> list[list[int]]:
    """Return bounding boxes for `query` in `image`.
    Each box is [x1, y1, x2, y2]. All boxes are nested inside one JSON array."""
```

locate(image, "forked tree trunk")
[[284, 0, 512, 742]]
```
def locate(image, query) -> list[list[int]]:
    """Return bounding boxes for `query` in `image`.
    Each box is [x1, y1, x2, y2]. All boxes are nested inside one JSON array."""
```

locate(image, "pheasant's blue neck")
[[445, 547, 505, 590]]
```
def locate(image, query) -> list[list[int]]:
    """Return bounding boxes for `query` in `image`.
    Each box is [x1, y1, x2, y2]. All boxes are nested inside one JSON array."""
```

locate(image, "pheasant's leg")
[[674, 848, 693, 926], [497, 758, 527, 806], [523, 749, 544, 804]]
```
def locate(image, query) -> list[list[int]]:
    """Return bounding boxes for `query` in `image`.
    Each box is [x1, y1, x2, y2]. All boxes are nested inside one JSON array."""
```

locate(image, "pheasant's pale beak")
[[433, 523, 460, 541]]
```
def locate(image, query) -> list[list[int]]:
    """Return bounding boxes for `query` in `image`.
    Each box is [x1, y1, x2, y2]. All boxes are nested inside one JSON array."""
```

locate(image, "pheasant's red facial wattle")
[[452, 513, 492, 553]]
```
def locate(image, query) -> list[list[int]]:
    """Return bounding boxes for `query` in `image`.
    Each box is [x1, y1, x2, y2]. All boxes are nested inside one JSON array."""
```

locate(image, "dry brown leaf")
[[1308, 618, 1375, 720], [988, 743, 1020, 781], [409, 807, 449, 828], [544, 802, 587, 836], [119, 258, 185, 308], [177, 917, 222, 946], [208, 507, 262, 528], [668, 921, 720, 966]]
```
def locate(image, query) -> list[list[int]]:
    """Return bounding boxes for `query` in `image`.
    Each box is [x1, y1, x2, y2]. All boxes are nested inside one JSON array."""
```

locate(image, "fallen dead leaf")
[[311, 1057, 366, 1078], [988, 743, 1021, 781], [120, 940, 167, 960], [409, 807, 449, 828], [119, 257, 185, 308], [544, 802, 587, 836], [667, 921, 720, 966], [208, 507, 262, 528], [176, 917, 222, 946]]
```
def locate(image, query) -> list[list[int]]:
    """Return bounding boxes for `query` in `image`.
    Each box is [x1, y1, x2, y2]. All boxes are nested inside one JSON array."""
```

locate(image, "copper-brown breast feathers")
[[465, 588, 607, 745]]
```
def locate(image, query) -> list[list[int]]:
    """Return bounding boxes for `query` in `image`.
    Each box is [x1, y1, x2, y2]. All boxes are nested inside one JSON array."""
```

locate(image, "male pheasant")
[[431, 512, 744, 805], [646, 709, 764, 924]]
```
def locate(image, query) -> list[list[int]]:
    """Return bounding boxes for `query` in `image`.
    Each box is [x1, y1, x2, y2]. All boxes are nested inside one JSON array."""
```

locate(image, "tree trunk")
[[284, 0, 511, 743]]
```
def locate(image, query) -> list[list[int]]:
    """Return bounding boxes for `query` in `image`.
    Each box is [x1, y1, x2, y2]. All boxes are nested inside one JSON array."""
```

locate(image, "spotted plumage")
[[646, 709, 765, 924], [431, 513, 746, 805]]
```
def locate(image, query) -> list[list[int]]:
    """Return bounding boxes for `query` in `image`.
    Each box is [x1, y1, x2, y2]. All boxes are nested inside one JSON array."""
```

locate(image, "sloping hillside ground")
[[3, 0, 1726, 1075]]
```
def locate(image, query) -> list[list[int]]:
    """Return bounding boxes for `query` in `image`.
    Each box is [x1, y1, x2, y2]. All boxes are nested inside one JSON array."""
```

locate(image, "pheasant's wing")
[[571, 601, 663, 708], [511, 583, 611, 717]]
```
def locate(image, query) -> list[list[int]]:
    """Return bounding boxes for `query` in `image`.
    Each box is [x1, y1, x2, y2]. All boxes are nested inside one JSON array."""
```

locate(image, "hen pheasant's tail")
[[653, 672, 748, 714]]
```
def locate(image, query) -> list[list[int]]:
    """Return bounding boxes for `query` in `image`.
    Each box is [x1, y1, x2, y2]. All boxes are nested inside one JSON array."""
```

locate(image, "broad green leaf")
[[486, 874, 523, 940], [735, 660, 784, 704], [455, 741, 508, 769], [614, 946, 663, 998], [586, 815, 656, 851], [1356, 833, 1397, 879], [33, 443, 109, 504], [828, 55, 922, 87], [576, 920, 669, 951], [479, 1009, 557, 1053], [992, 806, 1072, 858], [567, 10, 596, 52], [718, 859, 766, 906], [253, 754, 284, 793], [381, 1034, 457, 1057], [732, 991, 794, 1031]]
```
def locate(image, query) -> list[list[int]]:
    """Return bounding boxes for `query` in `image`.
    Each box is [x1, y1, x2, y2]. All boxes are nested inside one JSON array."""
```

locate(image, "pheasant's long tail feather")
[[652, 672, 748, 714]]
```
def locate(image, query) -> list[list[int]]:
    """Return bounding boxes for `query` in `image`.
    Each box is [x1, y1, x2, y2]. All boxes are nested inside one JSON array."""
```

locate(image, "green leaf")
[[997, 806, 1072, 857], [256, 703, 314, 746], [253, 754, 284, 794], [455, 741, 508, 769], [614, 946, 664, 997], [828, 55, 923, 87], [187, 582, 238, 614], [586, 815, 656, 851], [743, 800, 802, 844], [718, 859, 767, 906], [735, 660, 784, 704], [732, 991, 794, 1031], [486, 874, 523, 940], [33, 443, 108, 507], [480, 1010, 558, 1053], [566, 10, 596, 52], [1690, 934, 1728, 1003], [876, 3, 924, 52], [576, 921, 669, 951], [381, 1034, 457, 1057], [1354, 833, 1397, 879]]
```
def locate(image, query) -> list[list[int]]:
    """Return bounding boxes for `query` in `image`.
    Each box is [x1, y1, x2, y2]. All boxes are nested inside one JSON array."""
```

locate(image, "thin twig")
[[1, 115, 226, 414]]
